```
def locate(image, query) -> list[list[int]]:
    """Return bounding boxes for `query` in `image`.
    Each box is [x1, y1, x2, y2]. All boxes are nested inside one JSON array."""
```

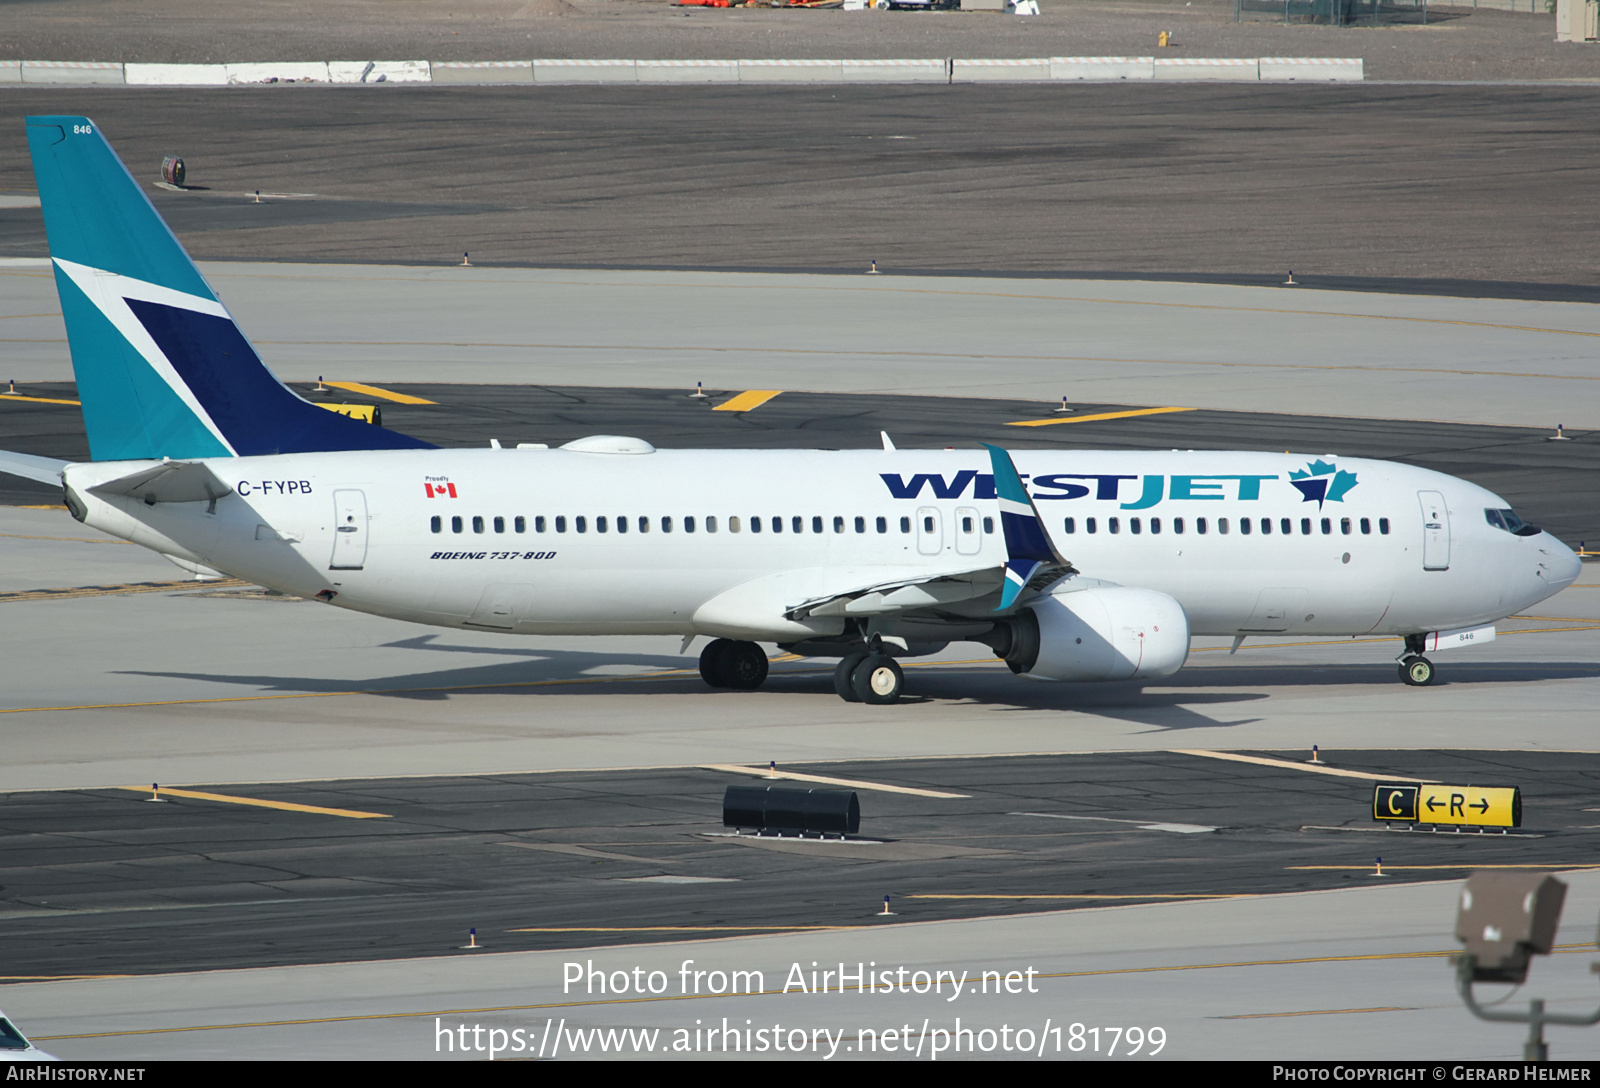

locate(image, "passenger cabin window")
[[877, 516, 888, 534], [685, 516, 696, 533], [617, 516, 628, 534], [1379, 518, 1390, 535], [536, 516, 547, 533], [452, 516, 463, 533], [772, 516, 782, 533], [983, 517, 995, 534], [1340, 517, 1351, 535], [515, 516, 526, 533], [1239, 518, 1250, 536], [813, 516, 823, 534], [575, 516, 587, 533], [555, 516, 566, 533], [472, 516, 485, 534], [1150, 517, 1161, 534], [431, 516, 442, 533], [1130, 517, 1141, 535], [1320, 518, 1332, 535], [706, 516, 718, 533], [855, 516, 865, 533], [1196, 517, 1208, 535], [596, 516, 607, 533], [1174, 517, 1184, 534], [793, 516, 803, 534], [1300, 518, 1312, 535], [1064, 517, 1076, 534], [662, 516, 673, 533], [1109, 517, 1120, 534], [900, 517, 911, 533], [1360, 517, 1371, 535], [1087, 517, 1098, 534], [923, 515, 935, 533], [751, 516, 762, 534], [493, 516, 505, 533], [638, 516, 648, 533], [1281, 518, 1292, 535], [1218, 517, 1229, 535], [728, 516, 740, 533], [1260, 518, 1270, 535]]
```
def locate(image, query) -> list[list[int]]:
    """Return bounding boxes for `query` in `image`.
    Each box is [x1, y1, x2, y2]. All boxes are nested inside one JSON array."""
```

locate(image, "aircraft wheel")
[[852, 654, 904, 705], [699, 638, 734, 688], [834, 652, 869, 702], [722, 641, 770, 690], [1399, 655, 1434, 686]]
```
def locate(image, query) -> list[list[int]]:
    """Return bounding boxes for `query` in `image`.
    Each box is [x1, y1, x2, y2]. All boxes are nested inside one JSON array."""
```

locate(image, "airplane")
[[0, 115, 1583, 706]]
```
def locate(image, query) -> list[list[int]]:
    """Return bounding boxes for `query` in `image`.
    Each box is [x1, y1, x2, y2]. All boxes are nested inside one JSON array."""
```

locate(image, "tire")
[[851, 654, 904, 705], [722, 641, 770, 690], [1399, 655, 1434, 686], [699, 638, 733, 688], [834, 652, 869, 702]]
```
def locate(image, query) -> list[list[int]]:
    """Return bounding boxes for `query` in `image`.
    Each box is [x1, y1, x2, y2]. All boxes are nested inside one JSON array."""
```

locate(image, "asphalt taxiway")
[[2, 275, 1599, 1058]]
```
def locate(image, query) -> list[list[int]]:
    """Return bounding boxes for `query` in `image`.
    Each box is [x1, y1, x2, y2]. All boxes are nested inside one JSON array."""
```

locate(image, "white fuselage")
[[63, 448, 1580, 647]]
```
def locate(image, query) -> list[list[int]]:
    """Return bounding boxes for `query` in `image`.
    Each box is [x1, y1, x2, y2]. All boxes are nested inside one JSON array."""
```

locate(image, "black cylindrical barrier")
[[722, 785, 859, 836], [161, 155, 185, 187]]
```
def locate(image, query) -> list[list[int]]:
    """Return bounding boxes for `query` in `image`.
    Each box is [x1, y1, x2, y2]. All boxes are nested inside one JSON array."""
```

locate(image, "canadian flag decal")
[[425, 483, 458, 498]]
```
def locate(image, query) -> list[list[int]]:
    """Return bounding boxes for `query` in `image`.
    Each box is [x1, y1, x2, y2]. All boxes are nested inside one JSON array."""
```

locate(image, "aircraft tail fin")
[[25, 116, 433, 461]]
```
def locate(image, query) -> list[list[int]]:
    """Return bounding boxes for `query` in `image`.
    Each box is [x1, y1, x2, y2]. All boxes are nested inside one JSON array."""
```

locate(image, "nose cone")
[[1538, 534, 1583, 594]]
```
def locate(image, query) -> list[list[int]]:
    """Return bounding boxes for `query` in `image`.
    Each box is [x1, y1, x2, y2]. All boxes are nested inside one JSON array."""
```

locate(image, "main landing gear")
[[698, 638, 770, 690], [1398, 633, 1435, 686], [833, 649, 905, 705]]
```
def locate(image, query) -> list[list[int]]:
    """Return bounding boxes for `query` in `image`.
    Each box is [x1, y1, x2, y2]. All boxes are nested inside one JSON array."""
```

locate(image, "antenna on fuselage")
[[880, 431, 896, 451]]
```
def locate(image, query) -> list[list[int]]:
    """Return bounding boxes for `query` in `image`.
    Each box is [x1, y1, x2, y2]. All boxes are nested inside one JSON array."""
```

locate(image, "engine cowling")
[[995, 586, 1189, 682]]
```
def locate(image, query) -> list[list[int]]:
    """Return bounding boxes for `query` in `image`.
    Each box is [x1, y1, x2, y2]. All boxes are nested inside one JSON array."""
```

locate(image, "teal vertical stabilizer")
[[25, 116, 434, 462]]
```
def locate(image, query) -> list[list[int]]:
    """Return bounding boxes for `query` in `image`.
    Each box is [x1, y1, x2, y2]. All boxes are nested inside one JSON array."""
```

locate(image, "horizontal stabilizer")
[[86, 459, 233, 504], [0, 450, 72, 486]]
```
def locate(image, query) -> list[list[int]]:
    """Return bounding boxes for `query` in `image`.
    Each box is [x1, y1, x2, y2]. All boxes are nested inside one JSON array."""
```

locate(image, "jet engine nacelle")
[[995, 586, 1190, 682]]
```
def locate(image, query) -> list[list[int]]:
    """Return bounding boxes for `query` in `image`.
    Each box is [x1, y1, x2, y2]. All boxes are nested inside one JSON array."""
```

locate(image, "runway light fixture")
[[1453, 870, 1600, 1060]]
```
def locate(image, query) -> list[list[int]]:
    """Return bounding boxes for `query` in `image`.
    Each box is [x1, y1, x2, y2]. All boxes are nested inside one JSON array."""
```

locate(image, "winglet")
[[983, 443, 1070, 610]]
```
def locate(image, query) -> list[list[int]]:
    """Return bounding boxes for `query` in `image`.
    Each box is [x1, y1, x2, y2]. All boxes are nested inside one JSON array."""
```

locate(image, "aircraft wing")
[[784, 560, 1078, 620], [788, 445, 1076, 621], [0, 450, 72, 486]]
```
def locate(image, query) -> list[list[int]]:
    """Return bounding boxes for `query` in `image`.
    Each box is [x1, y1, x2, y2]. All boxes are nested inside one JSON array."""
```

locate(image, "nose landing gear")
[[1398, 634, 1435, 686], [1399, 655, 1435, 686]]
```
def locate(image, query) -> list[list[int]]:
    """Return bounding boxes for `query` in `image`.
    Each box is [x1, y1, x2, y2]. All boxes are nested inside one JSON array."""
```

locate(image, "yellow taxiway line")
[[1006, 406, 1194, 428], [1172, 749, 1434, 783], [319, 381, 435, 405], [0, 579, 249, 604], [113, 786, 390, 819], [0, 393, 82, 406], [702, 763, 969, 799], [713, 389, 783, 412]]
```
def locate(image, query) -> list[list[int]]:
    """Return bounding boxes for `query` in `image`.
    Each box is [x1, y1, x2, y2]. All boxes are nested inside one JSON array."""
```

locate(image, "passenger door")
[[1418, 490, 1450, 571], [329, 489, 368, 570]]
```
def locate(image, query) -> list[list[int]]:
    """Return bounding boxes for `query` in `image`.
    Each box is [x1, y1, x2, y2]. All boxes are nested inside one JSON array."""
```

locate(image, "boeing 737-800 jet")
[[0, 116, 1582, 705]]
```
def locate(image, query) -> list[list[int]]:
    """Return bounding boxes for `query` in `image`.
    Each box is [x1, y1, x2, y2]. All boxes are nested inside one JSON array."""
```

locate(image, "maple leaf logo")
[[1288, 459, 1358, 508]]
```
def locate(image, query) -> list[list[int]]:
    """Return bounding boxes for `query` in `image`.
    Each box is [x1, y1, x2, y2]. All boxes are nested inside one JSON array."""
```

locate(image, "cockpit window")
[[1486, 508, 1540, 537], [0, 1017, 29, 1050]]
